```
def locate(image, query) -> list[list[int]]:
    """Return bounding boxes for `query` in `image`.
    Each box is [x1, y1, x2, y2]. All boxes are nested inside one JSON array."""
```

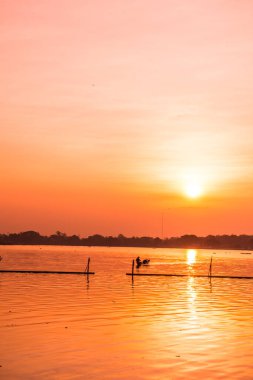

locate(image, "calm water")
[[0, 246, 253, 379]]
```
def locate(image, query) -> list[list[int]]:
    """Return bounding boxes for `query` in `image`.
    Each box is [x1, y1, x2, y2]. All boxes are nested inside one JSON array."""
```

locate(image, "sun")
[[184, 182, 203, 199], [179, 167, 206, 199]]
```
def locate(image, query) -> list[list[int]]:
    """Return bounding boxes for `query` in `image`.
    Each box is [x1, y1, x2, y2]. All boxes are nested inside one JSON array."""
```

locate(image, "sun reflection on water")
[[187, 277, 197, 314], [187, 249, 197, 265]]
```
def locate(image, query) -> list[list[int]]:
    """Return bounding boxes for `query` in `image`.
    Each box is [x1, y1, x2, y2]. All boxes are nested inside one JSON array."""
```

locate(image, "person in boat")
[[136, 256, 142, 266]]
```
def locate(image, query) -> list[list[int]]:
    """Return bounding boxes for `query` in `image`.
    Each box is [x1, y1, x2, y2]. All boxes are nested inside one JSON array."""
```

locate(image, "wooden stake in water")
[[85, 257, 90, 273], [208, 256, 213, 277], [132, 259, 134, 280]]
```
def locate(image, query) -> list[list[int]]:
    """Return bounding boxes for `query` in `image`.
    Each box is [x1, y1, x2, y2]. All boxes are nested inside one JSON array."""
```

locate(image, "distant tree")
[[0, 231, 253, 249]]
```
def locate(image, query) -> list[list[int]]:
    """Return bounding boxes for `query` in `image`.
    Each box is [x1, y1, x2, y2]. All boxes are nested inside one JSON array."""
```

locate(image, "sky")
[[1, 0, 253, 237]]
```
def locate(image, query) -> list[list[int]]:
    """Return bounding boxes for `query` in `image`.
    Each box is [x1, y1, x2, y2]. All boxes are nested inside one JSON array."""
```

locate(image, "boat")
[[136, 259, 150, 268]]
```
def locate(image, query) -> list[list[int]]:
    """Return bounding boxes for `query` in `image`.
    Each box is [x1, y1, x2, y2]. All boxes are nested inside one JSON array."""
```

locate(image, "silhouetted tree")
[[0, 230, 252, 249]]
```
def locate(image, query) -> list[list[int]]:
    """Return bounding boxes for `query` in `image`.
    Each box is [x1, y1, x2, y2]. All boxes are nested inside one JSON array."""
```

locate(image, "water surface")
[[0, 246, 253, 379]]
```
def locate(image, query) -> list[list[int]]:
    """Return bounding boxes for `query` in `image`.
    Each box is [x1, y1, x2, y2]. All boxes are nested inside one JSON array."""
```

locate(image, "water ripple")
[[0, 246, 253, 379]]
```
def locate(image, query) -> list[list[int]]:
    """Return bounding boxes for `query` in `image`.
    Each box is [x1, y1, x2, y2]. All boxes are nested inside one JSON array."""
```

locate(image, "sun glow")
[[179, 168, 206, 199], [185, 182, 203, 198]]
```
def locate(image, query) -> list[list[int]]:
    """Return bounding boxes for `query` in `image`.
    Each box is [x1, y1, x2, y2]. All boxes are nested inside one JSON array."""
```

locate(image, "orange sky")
[[1, 0, 253, 237]]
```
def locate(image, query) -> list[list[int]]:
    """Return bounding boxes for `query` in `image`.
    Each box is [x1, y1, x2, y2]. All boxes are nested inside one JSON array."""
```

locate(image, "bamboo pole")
[[1, 257, 95, 275], [84, 257, 91, 274], [125, 273, 253, 279], [0, 270, 95, 275], [208, 256, 213, 277], [86, 257, 91, 283]]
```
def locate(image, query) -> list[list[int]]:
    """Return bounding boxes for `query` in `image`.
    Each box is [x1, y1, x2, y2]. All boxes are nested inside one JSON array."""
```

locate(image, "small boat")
[[136, 259, 150, 268], [240, 252, 252, 255]]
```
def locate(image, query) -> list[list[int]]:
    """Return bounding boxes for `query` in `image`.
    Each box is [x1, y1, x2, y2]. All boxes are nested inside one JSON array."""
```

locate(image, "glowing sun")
[[184, 182, 203, 199]]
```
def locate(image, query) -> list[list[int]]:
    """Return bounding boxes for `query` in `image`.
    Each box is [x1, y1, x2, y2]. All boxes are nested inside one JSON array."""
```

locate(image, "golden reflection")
[[187, 277, 197, 320], [187, 249, 197, 265]]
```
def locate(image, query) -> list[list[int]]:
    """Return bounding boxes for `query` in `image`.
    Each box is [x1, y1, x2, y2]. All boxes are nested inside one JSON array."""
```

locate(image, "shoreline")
[[0, 243, 252, 252]]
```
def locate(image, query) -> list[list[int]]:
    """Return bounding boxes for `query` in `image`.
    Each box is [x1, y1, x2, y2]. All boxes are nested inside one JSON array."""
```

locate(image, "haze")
[[1, 0, 253, 236]]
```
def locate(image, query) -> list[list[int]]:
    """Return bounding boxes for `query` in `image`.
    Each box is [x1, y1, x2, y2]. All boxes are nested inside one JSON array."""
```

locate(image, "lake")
[[0, 245, 253, 379]]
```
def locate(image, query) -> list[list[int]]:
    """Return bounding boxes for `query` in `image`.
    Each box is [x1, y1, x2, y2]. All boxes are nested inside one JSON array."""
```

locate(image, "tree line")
[[0, 231, 253, 250]]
